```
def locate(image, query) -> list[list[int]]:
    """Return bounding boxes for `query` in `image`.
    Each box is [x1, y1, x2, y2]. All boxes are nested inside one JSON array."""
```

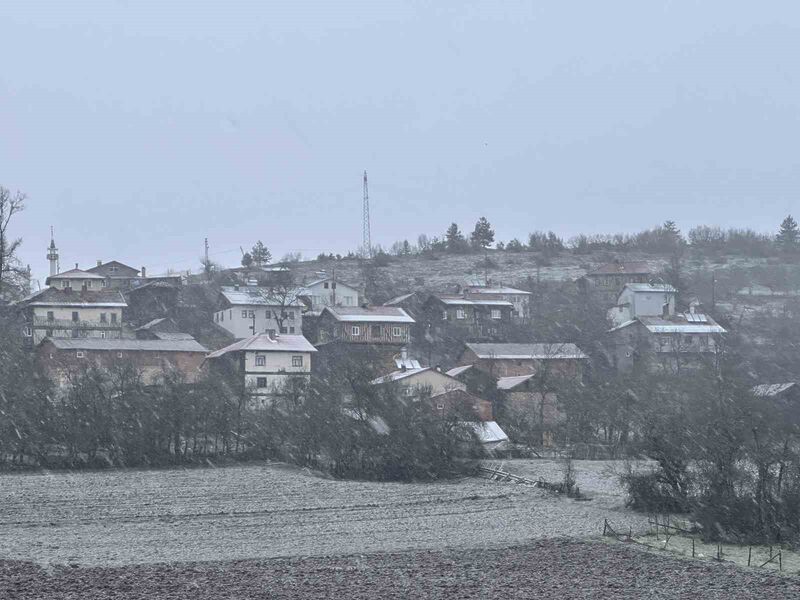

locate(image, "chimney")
[[401, 347, 408, 361], [141, 266, 147, 278], [662, 303, 670, 318], [75, 263, 79, 270], [97, 260, 102, 267]]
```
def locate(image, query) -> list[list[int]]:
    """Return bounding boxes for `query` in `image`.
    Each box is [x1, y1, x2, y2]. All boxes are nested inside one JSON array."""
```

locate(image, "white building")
[[205, 333, 317, 399], [297, 276, 360, 313], [371, 367, 466, 399], [610, 283, 677, 327], [213, 285, 304, 339], [463, 283, 532, 320]]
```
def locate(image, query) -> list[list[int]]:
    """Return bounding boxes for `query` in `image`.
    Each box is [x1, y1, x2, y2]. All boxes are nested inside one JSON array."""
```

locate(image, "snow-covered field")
[[0, 460, 647, 567]]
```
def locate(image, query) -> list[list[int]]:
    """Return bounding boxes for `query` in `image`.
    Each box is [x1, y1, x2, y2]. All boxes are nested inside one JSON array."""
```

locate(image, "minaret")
[[47, 226, 59, 276]]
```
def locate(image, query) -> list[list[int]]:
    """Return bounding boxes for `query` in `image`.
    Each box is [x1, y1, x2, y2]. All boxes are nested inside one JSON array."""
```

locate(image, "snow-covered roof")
[[465, 342, 588, 360], [622, 283, 677, 294], [135, 318, 167, 331], [497, 374, 536, 390], [435, 297, 514, 307], [45, 338, 207, 352], [394, 356, 422, 370], [302, 276, 360, 291], [206, 334, 317, 359], [465, 287, 531, 296], [461, 421, 509, 445], [384, 292, 416, 306], [752, 383, 798, 397], [19, 288, 127, 308], [152, 332, 195, 341], [322, 306, 415, 323], [445, 364, 474, 378], [370, 368, 431, 385], [47, 268, 105, 281], [220, 286, 303, 307], [638, 315, 726, 334]]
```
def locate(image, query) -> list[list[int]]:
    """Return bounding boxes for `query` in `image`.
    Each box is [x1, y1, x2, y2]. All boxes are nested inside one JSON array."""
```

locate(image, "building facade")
[[315, 306, 414, 345], [213, 285, 304, 339], [297, 277, 360, 313]]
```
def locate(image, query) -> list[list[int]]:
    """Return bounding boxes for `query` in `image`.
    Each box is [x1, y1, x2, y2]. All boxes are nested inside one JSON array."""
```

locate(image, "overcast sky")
[[2, 1, 799, 283]]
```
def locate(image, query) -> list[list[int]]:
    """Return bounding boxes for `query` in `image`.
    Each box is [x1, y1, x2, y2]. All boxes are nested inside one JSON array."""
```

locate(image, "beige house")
[[205, 333, 317, 399], [371, 367, 466, 399]]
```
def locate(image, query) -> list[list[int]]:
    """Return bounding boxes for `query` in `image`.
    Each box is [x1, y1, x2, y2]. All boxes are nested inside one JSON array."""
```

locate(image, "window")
[[220, 312, 224, 322], [72, 330, 80, 338], [256, 377, 268, 388], [23, 326, 32, 337], [117, 352, 123, 358], [456, 308, 465, 320], [288, 311, 295, 320], [248, 311, 255, 318], [371, 324, 381, 338], [86, 280, 92, 288], [255, 355, 266, 366], [102, 279, 109, 288], [491, 309, 501, 320], [324, 282, 330, 289], [76, 351, 85, 358], [47, 311, 54, 322], [100, 313, 107, 323], [344, 296, 353, 305], [392, 326, 402, 337], [436, 403, 445, 410], [72, 311, 79, 322], [292, 355, 303, 367], [62, 280, 69, 288], [46, 329, 53, 337], [111, 313, 117, 324], [100, 331, 106, 339], [109, 266, 118, 273], [442, 310, 448, 321], [289, 327, 295, 334], [280, 326, 288, 334], [332, 282, 337, 289], [242, 310, 248, 318], [351, 325, 360, 336]]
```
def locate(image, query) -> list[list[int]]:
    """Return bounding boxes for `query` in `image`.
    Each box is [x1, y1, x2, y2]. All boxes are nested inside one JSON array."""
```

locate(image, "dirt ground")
[[2, 539, 798, 599]]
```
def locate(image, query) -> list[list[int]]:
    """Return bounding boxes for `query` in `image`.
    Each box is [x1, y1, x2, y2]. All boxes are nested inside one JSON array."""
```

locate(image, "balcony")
[[32, 317, 123, 330]]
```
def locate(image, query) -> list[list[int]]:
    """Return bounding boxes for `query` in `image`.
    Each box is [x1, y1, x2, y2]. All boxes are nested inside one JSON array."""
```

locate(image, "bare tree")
[[0, 186, 26, 297]]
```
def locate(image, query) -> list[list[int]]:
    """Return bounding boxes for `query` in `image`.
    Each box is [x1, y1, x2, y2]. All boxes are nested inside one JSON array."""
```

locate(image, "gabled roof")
[[44, 338, 207, 352], [497, 374, 536, 390], [460, 421, 509, 445], [753, 383, 798, 397], [19, 288, 127, 307], [465, 342, 588, 360], [321, 306, 415, 323], [301, 276, 360, 291], [206, 333, 317, 359], [219, 286, 303, 307], [86, 261, 140, 276], [586, 261, 651, 276], [135, 317, 168, 331], [152, 332, 195, 341]]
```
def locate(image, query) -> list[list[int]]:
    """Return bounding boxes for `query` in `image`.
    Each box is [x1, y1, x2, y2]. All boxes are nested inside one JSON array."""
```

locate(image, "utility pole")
[[711, 272, 716, 311], [204, 237, 210, 281], [362, 170, 371, 259]]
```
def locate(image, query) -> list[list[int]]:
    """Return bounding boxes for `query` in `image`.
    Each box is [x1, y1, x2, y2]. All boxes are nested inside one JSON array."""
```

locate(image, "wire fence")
[[602, 517, 785, 572]]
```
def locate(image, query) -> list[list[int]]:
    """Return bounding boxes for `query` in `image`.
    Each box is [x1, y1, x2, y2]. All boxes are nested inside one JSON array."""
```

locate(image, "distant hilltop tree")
[[445, 223, 468, 253], [470, 217, 495, 249], [250, 241, 272, 267], [776, 214, 799, 252]]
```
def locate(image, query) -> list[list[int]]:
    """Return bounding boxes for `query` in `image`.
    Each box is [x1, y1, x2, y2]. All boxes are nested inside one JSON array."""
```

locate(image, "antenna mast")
[[362, 170, 371, 259]]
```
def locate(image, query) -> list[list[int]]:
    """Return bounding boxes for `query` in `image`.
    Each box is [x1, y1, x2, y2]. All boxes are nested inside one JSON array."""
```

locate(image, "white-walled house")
[[17, 287, 126, 345], [609, 283, 677, 327], [205, 333, 317, 399], [213, 285, 304, 339], [371, 367, 466, 399], [297, 277, 360, 313]]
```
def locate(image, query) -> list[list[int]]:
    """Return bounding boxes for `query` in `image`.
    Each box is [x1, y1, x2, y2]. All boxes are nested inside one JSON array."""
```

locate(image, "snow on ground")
[[0, 461, 648, 567]]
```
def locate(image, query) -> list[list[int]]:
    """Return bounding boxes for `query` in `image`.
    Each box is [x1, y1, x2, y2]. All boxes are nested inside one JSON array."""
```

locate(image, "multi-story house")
[[606, 310, 726, 373], [578, 261, 652, 306], [38, 337, 208, 388], [457, 342, 588, 379], [424, 295, 514, 341], [462, 283, 532, 320], [213, 285, 304, 339], [296, 276, 360, 313], [18, 287, 126, 345], [205, 333, 316, 400], [609, 283, 677, 327], [315, 306, 414, 345]]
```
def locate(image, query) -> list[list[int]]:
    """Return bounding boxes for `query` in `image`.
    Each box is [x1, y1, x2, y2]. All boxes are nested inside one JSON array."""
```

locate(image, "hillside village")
[[4, 216, 800, 461]]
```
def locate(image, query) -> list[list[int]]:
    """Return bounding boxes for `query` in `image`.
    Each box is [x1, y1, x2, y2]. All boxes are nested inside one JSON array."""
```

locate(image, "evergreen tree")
[[776, 215, 799, 251], [250, 241, 272, 267], [470, 217, 495, 249], [241, 252, 253, 268], [445, 223, 466, 253]]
